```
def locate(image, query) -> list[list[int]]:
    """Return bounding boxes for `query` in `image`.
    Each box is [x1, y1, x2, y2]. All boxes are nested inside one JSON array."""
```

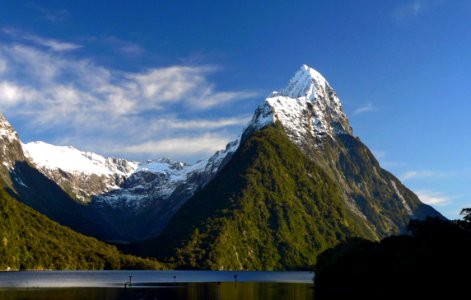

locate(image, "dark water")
[[0, 282, 314, 300], [0, 270, 313, 287], [0, 271, 314, 299]]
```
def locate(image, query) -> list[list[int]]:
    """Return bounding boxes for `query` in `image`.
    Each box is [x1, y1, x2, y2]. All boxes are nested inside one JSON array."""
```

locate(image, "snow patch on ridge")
[[23, 141, 138, 177], [391, 180, 413, 215]]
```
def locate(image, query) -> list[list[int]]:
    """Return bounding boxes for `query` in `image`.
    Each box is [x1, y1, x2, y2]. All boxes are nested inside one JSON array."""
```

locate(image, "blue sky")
[[0, 0, 470, 219]]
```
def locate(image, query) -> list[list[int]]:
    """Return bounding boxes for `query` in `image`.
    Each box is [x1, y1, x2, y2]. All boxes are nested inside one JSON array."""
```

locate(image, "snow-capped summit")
[[0, 113, 20, 143], [280, 64, 330, 99], [248, 65, 352, 146]]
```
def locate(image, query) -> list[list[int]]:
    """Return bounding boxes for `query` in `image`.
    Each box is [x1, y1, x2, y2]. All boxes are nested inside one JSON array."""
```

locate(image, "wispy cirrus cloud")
[[150, 116, 251, 130], [393, 0, 424, 19], [401, 170, 437, 181], [400, 169, 459, 181], [2, 28, 82, 52], [0, 33, 258, 161], [415, 190, 451, 206], [392, 0, 443, 24], [117, 134, 230, 157], [372, 150, 386, 160], [104, 36, 144, 56], [353, 102, 376, 116], [30, 4, 69, 23]]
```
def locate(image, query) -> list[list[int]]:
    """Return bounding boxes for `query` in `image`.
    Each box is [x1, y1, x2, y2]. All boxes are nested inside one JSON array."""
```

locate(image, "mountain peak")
[[247, 65, 352, 144], [0, 113, 20, 143], [0, 113, 26, 170], [279, 64, 329, 99]]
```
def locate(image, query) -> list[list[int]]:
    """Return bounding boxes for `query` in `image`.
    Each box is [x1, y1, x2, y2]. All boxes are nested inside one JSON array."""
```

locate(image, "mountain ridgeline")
[[0, 65, 443, 270]]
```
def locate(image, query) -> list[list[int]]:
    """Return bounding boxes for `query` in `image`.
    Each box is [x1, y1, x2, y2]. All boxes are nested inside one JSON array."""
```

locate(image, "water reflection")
[[0, 282, 314, 300]]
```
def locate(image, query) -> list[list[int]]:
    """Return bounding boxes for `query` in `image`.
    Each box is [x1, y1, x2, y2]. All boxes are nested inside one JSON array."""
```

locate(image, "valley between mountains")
[[0, 65, 443, 270]]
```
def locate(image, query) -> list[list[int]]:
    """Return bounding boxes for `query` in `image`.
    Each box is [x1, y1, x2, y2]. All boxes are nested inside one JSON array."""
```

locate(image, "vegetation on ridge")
[[134, 123, 376, 270]]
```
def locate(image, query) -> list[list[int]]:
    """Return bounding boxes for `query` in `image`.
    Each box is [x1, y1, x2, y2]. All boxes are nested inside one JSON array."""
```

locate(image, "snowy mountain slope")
[[23, 136, 239, 208], [90, 139, 240, 241], [94, 138, 239, 209], [23, 141, 138, 202]]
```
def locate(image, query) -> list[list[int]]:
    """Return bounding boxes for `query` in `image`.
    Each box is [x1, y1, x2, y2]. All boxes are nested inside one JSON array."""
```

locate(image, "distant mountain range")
[[0, 65, 443, 270]]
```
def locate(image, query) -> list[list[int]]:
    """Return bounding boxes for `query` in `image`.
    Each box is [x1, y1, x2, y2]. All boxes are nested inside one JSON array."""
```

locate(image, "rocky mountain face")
[[0, 113, 28, 187], [134, 65, 443, 269]]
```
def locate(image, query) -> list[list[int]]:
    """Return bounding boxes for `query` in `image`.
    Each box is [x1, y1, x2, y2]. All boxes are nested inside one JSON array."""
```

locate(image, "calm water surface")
[[0, 271, 314, 300]]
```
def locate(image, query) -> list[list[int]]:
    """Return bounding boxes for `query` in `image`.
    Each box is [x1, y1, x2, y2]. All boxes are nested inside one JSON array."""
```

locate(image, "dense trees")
[[0, 187, 162, 270]]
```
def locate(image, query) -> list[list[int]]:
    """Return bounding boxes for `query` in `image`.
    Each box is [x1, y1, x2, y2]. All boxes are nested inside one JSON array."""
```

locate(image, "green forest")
[[0, 187, 163, 270]]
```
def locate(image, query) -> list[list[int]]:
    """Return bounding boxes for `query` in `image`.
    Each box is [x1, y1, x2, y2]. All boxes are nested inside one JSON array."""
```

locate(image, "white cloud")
[[0, 44, 256, 120], [25, 35, 82, 52], [353, 102, 376, 116], [151, 116, 251, 130], [191, 90, 260, 109], [401, 170, 436, 181], [8, 45, 63, 80], [132, 66, 209, 102], [118, 134, 230, 157], [400, 169, 458, 181], [416, 190, 450, 206], [3, 28, 82, 52], [0, 40, 258, 161], [0, 81, 37, 107]]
